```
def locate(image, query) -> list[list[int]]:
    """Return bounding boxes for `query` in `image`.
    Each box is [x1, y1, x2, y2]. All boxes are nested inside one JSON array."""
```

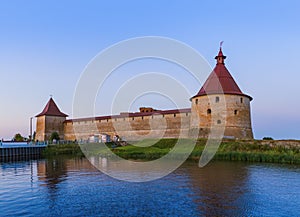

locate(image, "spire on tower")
[[215, 41, 226, 64], [220, 41, 224, 48]]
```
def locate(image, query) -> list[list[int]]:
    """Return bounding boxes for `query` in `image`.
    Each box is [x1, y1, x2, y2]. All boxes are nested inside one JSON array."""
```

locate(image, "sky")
[[0, 0, 300, 140]]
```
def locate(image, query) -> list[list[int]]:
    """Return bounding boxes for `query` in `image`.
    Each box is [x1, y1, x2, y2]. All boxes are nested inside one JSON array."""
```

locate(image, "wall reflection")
[[35, 156, 251, 216], [1, 157, 298, 216], [37, 158, 67, 189]]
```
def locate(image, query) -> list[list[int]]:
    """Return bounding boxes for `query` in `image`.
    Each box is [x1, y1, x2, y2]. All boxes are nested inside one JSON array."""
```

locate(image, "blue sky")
[[0, 0, 299, 140]]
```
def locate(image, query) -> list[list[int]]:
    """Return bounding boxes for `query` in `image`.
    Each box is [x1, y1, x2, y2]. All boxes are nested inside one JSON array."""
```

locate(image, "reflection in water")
[[183, 162, 249, 216], [88, 155, 196, 182], [36, 157, 97, 209], [38, 158, 67, 189], [37, 158, 68, 205], [37, 157, 95, 189], [1, 157, 300, 217]]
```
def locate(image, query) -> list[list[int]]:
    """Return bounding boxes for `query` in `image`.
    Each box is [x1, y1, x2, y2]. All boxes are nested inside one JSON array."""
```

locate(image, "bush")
[[263, 137, 274, 140], [13, 133, 24, 142]]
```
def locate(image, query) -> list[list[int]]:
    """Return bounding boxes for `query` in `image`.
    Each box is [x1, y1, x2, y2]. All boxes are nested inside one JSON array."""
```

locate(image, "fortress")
[[35, 47, 253, 142]]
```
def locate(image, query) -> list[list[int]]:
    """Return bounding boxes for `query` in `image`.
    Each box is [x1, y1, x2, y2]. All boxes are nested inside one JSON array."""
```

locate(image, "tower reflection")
[[184, 161, 250, 216]]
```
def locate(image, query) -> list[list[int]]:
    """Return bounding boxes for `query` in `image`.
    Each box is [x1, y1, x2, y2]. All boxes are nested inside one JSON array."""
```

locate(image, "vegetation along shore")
[[42, 139, 300, 164]]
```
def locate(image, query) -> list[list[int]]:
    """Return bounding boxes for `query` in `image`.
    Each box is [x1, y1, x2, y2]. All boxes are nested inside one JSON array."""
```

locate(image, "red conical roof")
[[36, 98, 68, 117], [192, 48, 252, 100]]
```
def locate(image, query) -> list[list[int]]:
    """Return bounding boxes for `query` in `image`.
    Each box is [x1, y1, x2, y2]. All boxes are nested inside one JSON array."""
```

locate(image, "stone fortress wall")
[[63, 108, 192, 141]]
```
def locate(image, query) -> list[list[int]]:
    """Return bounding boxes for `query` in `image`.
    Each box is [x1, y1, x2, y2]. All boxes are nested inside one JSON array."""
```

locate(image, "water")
[[0, 157, 299, 217]]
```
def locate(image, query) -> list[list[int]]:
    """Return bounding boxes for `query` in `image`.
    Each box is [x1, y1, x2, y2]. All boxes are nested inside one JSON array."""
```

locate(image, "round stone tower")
[[35, 97, 68, 141], [190, 47, 253, 139]]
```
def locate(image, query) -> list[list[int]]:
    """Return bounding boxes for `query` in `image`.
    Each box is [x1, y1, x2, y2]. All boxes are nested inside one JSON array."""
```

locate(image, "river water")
[[0, 157, 299, 217]]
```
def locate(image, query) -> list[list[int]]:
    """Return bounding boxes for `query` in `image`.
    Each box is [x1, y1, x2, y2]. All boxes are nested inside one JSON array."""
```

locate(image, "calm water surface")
[[0, 157, 299, 217]]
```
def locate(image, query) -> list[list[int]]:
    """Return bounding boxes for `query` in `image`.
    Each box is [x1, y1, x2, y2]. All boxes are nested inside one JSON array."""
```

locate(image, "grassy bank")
[[42, 139, 300, 164], [42, 143, 84, 157], [212, 140, 300, 164]]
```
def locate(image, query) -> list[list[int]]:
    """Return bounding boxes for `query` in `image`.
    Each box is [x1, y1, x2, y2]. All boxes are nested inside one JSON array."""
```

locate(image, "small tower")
[[35, 98, 68, 141], [190, 46, 253, 139]]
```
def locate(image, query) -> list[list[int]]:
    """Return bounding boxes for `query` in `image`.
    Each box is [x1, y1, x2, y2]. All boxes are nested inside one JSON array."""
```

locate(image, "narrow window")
[[240, 98, 243, 103], [234, 110, 238, 115], [195, 99, 198, 105], [217, 120, 221, 124], [216, 96, 220, 103], [162, 114, 165, 118], [115, 118, 117, 121], [141, 116, 144, 120], [174, 113, 176, 117], [186, 113, 188, 116], [106, 119, 109, 122], [132, 117, 134, 120], [207, 109, 211, 115]]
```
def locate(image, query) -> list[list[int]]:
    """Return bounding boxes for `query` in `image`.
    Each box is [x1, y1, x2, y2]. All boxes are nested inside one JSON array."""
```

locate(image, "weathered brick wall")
[[64, 112, 191, 141], [63, 93, 253, 141]]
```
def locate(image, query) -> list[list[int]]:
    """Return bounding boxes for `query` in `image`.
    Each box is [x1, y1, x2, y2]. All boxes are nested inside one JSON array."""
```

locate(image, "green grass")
[[42, 139, 300, 164], [42, 143, 84, 157], [214, 141, 300, 164]]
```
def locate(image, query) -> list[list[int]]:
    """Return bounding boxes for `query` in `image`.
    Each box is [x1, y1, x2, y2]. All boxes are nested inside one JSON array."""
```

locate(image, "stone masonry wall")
[[64, 112, 191, 141], [190, 94, 253, 139], [63, 93, 253, 141]]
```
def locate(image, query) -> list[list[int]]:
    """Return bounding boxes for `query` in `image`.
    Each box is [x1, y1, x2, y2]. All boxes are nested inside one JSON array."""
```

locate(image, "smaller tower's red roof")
[[36, 98, 68, 117]]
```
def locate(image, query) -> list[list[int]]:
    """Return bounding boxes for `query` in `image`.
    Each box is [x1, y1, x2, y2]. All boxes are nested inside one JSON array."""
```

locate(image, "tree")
[[13, 133, 24, 142], [50, 132, 60, 142]]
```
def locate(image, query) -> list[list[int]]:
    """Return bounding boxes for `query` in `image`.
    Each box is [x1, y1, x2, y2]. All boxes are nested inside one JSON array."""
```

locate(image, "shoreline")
[[42, 139, 300, 164]]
